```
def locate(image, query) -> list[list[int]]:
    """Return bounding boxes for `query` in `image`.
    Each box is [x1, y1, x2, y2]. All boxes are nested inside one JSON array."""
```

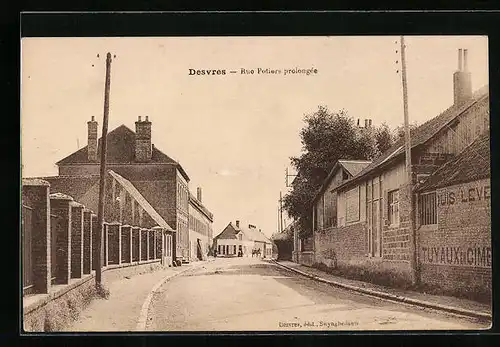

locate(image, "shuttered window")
[[419, 192, 437, 225]]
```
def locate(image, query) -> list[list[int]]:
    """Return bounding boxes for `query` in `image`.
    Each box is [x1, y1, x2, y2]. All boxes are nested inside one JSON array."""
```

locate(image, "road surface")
[[146, 257, 488, 331]]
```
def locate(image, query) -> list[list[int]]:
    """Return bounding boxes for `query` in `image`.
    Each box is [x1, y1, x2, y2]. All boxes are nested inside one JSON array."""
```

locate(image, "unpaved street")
[[146, 257, 489, 331]]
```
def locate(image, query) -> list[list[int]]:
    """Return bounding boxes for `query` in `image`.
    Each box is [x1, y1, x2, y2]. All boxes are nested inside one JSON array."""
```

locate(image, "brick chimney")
[[197, 187, 202, 202], [235, 220, 240, 228], [453, 48, 473, 106], [135, 116, 152, 162], [364, 119, 369, 128], [87, 116, 98, 162]]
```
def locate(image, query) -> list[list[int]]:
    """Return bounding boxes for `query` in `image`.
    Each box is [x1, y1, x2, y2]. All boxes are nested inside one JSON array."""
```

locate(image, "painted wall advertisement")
[[420, 246, 491, 268]]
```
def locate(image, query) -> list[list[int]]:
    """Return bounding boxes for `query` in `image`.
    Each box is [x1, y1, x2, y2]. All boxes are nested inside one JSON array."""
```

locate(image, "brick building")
[[188, 187, 214, 261], [44, 116, 207, 262], [415, 132, 491, 299], [309, 49, 490, 295]]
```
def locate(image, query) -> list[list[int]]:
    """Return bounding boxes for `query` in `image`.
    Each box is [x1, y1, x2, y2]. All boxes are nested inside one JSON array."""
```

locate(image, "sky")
[[21, 36, 489, 238]]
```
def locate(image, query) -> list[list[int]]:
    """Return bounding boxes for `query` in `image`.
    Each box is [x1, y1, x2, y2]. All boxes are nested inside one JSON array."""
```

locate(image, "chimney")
[[87, 116, 98, 162], [197, 187, 202, 202], [364, 119, 368, 128], [368, 119, 373, 127], [235, 220, 240, 228], [357, 119, 360, 127], [135, 116, 152, 162], [453, 48, 473, 106]]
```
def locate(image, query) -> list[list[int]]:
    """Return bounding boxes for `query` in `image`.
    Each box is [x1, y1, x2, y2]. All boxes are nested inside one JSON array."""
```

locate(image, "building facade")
[[51, 116, 208, 262], [214, 221, 273, 258], [188, 188, 214, 261], [309, 49, 490, 297], [415, 132, 491, 300]]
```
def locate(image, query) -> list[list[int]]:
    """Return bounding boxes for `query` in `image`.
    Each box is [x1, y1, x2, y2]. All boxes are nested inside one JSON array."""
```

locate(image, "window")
[[345, 186, 360, 223], [233, 245, 237, 254], [419, 192, 437, 225], [388, 190, 400, 226]]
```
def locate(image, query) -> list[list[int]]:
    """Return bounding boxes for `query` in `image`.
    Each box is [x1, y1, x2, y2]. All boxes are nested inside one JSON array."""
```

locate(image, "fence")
[[22, 205, 33, 294], [21, 179, 173, 297]]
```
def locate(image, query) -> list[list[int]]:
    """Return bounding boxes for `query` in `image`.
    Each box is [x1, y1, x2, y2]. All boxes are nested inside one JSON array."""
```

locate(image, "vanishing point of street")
[[146, 257, 488, 331]]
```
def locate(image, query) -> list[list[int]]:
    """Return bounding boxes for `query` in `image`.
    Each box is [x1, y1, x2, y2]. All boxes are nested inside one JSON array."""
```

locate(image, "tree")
[[283, 106, 381, 238], [375, 122, 394, 155], [394, 121, 419, 141]]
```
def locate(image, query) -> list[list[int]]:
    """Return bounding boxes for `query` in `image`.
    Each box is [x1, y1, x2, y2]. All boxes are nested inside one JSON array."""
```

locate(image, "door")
[[196, 239, 202, 260]]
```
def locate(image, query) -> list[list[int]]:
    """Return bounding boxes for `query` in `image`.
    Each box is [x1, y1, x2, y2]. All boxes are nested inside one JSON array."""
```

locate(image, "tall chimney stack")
[[453, 48, 473, 106], [197, 187, 202, 202], [87, 116, 98, 162], [135, 116, 152, 162], [364, 119, 368, 128], [236, 220, 240, 228]]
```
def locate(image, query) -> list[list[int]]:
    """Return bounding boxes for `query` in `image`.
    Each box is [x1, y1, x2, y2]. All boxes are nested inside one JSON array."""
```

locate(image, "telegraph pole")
[[96, 52, 112, 286], [279, 192, 284, 233], [400, 36, 417, 285]]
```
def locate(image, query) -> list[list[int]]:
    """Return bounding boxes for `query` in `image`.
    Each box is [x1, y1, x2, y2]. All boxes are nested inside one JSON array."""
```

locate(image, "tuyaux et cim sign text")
[[421, 246, 491, 268]]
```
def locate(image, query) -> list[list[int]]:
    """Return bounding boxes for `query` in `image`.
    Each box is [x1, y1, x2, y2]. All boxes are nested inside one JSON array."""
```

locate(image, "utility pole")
[[96, 52, 112, 286], [279, 191, 284, 233], [400, 36, 417, 285]]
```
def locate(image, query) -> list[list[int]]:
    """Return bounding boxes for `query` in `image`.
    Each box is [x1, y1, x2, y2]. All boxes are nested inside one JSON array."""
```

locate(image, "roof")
[[313, 159, 372, 203], [337, 85, 489, 191], [339, 160, 372, 177], [188, 192, 214, 222], [56, 125, 190, 181], [243, 227, 272, 244], [108, 170, 174, 231], [39, 175, 100, 202], [417, 132, 490, 191], [214, 223, 238, 240]]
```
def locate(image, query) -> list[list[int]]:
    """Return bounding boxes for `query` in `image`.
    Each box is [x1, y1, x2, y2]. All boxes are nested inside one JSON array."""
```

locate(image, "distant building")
[[214, 220, 273, 258], [188, 188, 214, 261], [39, 116, 213, 263]]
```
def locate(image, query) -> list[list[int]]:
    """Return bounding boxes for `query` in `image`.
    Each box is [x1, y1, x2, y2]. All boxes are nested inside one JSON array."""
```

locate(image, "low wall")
[[23, 260, 162, 332], [314, 224, 413, 288], [298, 251, 315, 267]]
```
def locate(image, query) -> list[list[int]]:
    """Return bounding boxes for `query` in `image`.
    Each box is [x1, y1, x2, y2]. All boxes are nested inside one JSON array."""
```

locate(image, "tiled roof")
[[108, 170, 174, 231], [214, 223, 238, 240], [417, 132, 490, 191], [40, 175, 100, 202], [55, 125, 190, 181], [188, 192, 214, 222], [337, 85, 489, 191], [243, 227, 272, 244]]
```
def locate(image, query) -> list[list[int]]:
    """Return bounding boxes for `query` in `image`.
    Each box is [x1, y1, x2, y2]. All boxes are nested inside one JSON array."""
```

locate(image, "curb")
[[136, 259, 215, 331], [271, 260, 492, 322]]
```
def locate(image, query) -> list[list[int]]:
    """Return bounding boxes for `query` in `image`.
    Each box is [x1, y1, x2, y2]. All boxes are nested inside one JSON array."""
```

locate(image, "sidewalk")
[[273, 260, 492, 321], [62, 262, 205, 332]]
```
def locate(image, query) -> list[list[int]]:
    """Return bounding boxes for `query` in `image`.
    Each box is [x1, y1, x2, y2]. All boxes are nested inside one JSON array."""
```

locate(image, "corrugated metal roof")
[[108, 170, 174, 231]]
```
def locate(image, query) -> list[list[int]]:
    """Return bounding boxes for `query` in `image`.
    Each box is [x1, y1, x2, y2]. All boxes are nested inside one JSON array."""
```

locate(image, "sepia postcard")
[[21, 35, 491, 333]]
